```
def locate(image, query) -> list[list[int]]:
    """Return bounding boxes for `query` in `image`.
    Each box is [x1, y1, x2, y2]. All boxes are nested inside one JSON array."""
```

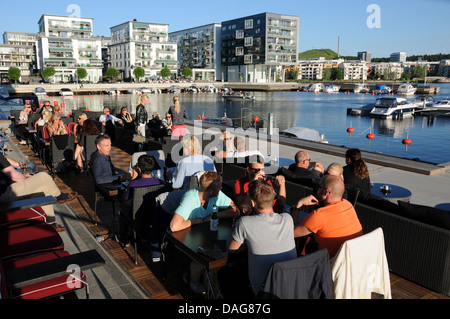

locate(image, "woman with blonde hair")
[[168, 96, 188, 137], [167, 135, 216, 190], [17, 104, 32, 144], [326, 163, 344, 181], [47, 114, 68, 136]]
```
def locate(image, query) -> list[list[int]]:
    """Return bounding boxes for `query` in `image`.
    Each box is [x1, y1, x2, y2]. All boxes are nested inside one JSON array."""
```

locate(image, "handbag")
[[132, 134, 146, 143]]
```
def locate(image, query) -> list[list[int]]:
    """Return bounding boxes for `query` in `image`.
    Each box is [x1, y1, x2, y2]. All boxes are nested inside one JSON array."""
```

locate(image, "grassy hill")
[[298, 49, 339, 59]]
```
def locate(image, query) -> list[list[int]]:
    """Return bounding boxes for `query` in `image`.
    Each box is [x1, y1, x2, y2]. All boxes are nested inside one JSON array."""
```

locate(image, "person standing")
[[168, 96, 188, 137], [135, 95, 149, 151]]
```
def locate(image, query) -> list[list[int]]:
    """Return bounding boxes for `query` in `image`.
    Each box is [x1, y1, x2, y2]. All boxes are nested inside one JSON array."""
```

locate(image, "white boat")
[[309, 83, 324, 93], [353, 83, 370, 93], [127, 89, 139, 94], [202, 85, 219, 93], [59, 88, 74, 96], [369, 97, 419, 119], [347, 102, 375, 116], [324, 84, 340, 93], [168, 85, 181, 93], [397, 83, 417, 95], [413, 95, 438, 109], [33, 87, 47, 96], [106, 88, 121, 95], [138, 87, 151, 95], [219, 84, 232, 93], [222, 92, 255, 101], [0, 86, 9, 99], [280, 127, 327, 143], [434, 100, 450, 109], [149, 87, 161, 94], [186, 85, 199, 93]]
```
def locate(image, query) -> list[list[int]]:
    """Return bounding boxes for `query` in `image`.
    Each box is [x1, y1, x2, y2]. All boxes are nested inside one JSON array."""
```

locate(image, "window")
[[245, 19, 253, 29], [236, 47, 244, 56], [244, 37, 253, 47], [244, 54, 253, 64], [236, 30, 244, 39]]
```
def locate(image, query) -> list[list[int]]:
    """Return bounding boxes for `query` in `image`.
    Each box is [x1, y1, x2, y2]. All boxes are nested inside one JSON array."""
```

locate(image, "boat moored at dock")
[[369, 97, 419, 119]]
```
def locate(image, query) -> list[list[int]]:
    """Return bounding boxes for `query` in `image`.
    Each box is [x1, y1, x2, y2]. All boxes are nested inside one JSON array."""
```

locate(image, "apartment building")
[[169, 23, 222, 81], [340, 61, 369, 80], [371, 62, 403, 79], [438, 60, 450, 77], [221, 12, 299, 83], [0, 31, 39, 80], [297, 57, 344, 80], [390, 52, 407, 63], [110, 20, 178, 81], [37, 14, 103, 83]]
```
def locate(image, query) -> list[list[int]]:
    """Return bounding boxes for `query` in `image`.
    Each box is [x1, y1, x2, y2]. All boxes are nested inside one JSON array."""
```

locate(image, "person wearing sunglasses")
[[234, 156, 286, 215]]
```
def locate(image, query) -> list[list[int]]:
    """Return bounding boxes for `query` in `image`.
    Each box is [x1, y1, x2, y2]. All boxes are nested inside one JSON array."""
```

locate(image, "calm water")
[[53, 83, 450, 164]]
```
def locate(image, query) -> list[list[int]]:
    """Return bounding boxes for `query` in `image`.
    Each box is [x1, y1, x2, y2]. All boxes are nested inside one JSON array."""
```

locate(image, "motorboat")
[[0, 86, 9, 99], [413, 95, 438, 109], [222, 92, 255, 101], [186, 85, 199, 93], [168, 85, 181, 93], [149, 87, 161, 94], [106, 88, 121, 95], [309, 83, 324, 93], [33, 87, 47, 97], [397, 83, 417, 95], [414, 99, 450, 116], [353, 83, 370, 93], [280, 127, 327, 143], [434, 99, 450, 109], [138, 87, 151, 95], [373, 84, 392, 95], [369, 97, 419, 119], [127, 89, 139, 94], [202, 85, 219, 93], [301, 84, 313, 92], [59, 88, 74, 96], [347, 102, 375, 116], [219, 84, 232, 93], [324, 84, 340, 93]]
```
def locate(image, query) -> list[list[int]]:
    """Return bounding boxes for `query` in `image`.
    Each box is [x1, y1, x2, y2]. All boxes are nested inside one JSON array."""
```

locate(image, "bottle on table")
[[210, 204, 219, 231]]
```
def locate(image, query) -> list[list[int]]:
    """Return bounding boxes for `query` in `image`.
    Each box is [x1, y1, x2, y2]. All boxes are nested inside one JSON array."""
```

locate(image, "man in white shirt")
[[99, 108, 123, 127]]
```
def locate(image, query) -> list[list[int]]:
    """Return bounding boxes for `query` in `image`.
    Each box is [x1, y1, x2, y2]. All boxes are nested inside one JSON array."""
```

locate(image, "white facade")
[[110, 21, 178, 81], [340, 61, 369, 80], [1, 32, 39, 78], [296, 58, 344, 80], [371, 62, 403, 79], [169, 23, 222, 81], [37, 15, 103, 83]]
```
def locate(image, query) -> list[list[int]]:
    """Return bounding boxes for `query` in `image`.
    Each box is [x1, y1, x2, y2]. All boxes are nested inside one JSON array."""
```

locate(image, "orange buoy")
[[347, 128, 355, 134], [402, 138, 412, 145], [366, 133, 375, 140], [253, 116, 259, 122], [54, 101, 59, 106], [61, 103, 65, 109]]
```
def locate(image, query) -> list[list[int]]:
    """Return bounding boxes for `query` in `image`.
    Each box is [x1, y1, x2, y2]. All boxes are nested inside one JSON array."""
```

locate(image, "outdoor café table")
[[165, 219, 235, 297], [371, 183, 412, 204]]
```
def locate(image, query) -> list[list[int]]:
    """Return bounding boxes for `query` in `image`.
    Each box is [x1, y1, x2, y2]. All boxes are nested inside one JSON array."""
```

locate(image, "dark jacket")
[[280, 164, 320, 188], [135, 104, 148, 126]]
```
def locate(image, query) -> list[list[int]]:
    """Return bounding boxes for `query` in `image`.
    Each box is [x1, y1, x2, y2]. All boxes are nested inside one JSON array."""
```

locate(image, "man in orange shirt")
[[292, 175, 363, 258]]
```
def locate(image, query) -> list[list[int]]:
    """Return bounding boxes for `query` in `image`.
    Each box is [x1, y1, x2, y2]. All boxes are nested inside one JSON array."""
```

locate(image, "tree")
[[42, 67, 56, 80], [331, 68, 343, 80], [8, 67, 21, 82], [75, 68, 88, 81], [133, 67, 145, 82], [182, 67, 192, 79], [106, 67, 119, 82], [160, 67, 171, 79], [413, 65, 426, 80], [322, 68, 331, 81]]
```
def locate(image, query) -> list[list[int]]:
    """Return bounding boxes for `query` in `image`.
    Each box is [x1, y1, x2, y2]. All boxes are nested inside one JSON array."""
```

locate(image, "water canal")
[[50, 83, 450, 165]]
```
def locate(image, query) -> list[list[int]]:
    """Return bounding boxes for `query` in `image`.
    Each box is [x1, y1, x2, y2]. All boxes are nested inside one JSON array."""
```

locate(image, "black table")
[[371, 183, 412, 203]]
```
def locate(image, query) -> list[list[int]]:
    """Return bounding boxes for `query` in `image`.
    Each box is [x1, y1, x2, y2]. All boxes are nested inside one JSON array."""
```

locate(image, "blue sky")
[[1, 0, 449, 58]]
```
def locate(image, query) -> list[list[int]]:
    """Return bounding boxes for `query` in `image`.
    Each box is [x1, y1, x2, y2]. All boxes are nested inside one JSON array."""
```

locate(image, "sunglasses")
[[249, 167, 264, 173]]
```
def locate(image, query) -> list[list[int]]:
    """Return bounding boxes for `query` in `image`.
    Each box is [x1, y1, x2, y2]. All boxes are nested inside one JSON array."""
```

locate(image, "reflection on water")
[[42, 84, 450, 164]]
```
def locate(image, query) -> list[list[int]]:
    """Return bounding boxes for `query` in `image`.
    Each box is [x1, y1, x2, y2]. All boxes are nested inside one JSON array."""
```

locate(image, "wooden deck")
[[15, 137, 449, 300]]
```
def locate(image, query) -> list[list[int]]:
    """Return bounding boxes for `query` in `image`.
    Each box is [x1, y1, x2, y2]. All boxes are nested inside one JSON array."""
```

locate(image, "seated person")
[[75, 119, 101, 172], [0, 153, 77, 232], [231, 136, 264, 160], [119, 155, 166, 246], [90, 134, 129, 185], [291, 175, 363, 259], [99, 107, 123, 127], [161, 112, 173, 136], [117, 107, 135, 132], [280, 150, 323, 187], [343, 148, 371, 200], [234, 156, 286, 215], [166, 135, 216, 190], [47, 114, 68, 136], [229, 179, 297, 296], [170, 171, 239, 294]]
